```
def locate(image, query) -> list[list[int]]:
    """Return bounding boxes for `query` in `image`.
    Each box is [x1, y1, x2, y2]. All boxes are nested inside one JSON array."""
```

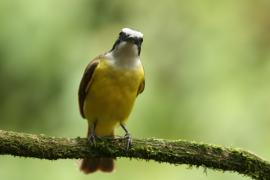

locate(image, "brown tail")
[[80, 158, 114, 174], [80, 123, 115, 174]]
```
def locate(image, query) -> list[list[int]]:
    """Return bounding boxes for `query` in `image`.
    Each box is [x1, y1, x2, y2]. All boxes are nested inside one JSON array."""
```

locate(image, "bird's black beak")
[[127, 37, 143, 55], [111, 33, 143, 55], [125, 37, 143, 47]]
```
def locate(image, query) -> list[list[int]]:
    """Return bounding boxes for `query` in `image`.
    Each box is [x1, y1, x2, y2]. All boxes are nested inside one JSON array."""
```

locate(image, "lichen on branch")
[[0, 130, 269, 180]]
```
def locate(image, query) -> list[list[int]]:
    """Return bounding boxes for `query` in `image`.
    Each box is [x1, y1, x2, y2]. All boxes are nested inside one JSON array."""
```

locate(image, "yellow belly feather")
[[83, 59, 144, 136]]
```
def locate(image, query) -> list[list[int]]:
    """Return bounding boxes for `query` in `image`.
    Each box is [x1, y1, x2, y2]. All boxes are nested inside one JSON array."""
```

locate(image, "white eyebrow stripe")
[[121, 28, 143, 38]]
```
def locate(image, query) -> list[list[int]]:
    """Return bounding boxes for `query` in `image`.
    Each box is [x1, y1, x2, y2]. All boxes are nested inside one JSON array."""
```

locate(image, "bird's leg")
[[120, 123, 132, 150], [87, 121, 97, 146]]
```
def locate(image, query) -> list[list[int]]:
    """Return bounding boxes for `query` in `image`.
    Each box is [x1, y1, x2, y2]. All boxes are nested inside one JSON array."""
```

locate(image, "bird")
[[78, 28, 145, 174]]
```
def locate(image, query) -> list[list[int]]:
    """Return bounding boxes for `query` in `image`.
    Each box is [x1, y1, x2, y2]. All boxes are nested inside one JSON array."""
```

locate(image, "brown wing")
[[137, 78, 145, 95], [78, 59, 100, 118]]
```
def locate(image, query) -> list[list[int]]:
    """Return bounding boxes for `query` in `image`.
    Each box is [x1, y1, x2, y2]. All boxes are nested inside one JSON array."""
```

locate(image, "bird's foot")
[[88, 134, 97, 146], [124, 133, 132, 151]]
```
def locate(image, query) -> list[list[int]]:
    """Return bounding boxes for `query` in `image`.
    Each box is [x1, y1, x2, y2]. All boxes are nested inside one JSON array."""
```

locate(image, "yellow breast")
[[83, 58, 144, 136]]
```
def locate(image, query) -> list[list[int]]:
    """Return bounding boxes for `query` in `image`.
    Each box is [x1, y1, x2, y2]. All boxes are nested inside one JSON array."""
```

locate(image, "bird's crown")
[[121, 28, 143, 39]]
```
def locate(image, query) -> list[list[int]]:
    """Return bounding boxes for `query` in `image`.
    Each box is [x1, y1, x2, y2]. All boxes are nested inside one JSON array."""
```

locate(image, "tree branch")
[[0, 130, 269, 179]]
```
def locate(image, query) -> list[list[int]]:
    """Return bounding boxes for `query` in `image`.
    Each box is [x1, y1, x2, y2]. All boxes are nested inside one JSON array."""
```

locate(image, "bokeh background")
[[0, 0, 270, 179]]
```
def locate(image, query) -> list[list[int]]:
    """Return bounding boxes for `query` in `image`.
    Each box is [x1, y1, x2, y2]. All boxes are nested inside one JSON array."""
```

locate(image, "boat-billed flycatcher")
[[78, 28, 145, 173]]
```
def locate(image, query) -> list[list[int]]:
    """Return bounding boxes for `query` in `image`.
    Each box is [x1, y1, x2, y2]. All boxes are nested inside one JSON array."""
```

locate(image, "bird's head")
[[111, 28, 143, 56]]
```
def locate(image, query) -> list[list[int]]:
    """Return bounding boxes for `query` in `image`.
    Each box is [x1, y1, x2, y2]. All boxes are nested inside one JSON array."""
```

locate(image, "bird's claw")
[[124, 133, 132, 151], [88, 134, 96, 146]]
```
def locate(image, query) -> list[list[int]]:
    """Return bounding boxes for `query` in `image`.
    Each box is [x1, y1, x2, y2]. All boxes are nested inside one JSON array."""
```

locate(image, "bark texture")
[[0, 130, 269, 179]]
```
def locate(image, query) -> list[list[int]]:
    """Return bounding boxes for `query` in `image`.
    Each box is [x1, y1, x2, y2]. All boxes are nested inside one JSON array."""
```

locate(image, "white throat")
[[113, 41, 138, 57], [105, 42, 141, 69]]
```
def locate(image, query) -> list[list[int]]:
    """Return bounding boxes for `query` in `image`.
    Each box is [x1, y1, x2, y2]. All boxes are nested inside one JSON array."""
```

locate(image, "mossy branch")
[[0, 130, 269, 179]]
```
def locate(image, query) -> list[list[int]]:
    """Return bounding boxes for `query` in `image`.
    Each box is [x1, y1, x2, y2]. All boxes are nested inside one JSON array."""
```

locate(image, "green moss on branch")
[[0, 130, 269, 179]]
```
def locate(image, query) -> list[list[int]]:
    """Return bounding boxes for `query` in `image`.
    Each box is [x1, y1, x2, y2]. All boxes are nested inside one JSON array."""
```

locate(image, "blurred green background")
[[0, 0, 270, 179]]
